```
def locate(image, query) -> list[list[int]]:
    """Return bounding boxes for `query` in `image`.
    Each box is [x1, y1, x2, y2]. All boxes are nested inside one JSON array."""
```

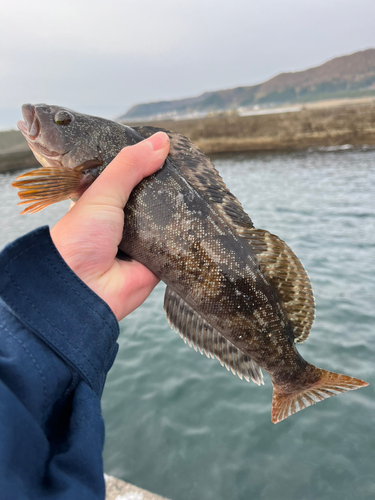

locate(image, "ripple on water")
[[1, 151, 374, 500]]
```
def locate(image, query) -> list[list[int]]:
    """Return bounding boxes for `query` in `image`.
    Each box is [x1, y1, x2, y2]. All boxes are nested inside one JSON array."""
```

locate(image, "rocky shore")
[[1, 99, 374, 173]]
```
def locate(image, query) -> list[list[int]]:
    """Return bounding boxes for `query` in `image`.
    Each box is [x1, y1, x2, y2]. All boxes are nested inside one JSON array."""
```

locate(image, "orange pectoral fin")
[[12, 166, 84, 214], [271, 368, 368, 424]]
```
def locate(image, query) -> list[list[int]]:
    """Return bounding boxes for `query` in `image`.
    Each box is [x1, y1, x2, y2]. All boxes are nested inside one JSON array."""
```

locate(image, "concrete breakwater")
[[2, 100, 375, 173], [0, 130, 39, 173], [105, 474, 170, 500], [133, 99, 375, 154]]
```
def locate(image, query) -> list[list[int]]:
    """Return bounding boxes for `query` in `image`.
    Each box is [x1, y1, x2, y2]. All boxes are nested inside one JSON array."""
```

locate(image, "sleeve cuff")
[[0, 226, 119, 396]]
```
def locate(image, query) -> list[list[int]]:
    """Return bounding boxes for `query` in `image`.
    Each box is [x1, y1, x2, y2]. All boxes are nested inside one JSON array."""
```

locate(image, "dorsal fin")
[[163, 286, 264, 386], [243, 229, 315, 343], [133, 126, 255, 235]]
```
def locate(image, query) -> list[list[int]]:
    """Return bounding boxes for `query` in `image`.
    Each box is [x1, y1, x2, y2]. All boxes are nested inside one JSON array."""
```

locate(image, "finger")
[[78, 132, 170, 210]]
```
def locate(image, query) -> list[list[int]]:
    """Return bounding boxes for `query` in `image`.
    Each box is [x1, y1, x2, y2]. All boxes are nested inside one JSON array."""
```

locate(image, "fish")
[[13, 103, 368, 423]]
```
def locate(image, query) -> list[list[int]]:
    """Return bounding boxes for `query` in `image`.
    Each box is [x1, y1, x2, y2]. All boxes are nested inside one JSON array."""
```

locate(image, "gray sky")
[[1, 0, 375, 128]]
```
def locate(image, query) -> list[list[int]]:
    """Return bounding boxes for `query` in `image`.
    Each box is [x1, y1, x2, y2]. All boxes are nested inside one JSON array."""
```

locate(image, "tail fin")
[[271, 368, 368, 424]]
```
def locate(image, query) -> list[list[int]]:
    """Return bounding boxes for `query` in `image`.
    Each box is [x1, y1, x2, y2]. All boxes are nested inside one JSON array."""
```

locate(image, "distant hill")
[[119, 48, 375, 121]]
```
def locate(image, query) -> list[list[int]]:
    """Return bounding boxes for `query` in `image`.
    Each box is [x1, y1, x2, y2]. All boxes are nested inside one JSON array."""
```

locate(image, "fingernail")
[[147, 132, 170, 151]]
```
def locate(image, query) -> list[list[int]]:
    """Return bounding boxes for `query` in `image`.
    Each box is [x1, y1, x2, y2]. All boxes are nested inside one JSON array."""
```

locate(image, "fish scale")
[[12, 103, 368, 423]]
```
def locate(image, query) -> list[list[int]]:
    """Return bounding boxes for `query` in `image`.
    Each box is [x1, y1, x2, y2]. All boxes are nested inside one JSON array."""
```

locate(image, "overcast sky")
[[1, 0, 375, 128]]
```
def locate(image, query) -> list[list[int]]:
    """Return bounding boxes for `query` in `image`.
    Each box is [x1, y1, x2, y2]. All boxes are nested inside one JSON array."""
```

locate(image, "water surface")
[[1, 148, 374, 500]]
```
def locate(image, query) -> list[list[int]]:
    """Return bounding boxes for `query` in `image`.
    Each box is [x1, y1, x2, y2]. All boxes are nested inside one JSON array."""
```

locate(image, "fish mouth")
[[17, 103, 40, 141], [18, 103, 63, 159]]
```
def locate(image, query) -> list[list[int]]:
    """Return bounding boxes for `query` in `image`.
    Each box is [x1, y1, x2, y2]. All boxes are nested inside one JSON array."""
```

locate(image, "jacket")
[[0, 226, 119, 499]]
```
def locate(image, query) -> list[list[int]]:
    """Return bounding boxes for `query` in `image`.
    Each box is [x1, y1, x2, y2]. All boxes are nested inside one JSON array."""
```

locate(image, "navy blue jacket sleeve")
[[0, 226, 120, 499]]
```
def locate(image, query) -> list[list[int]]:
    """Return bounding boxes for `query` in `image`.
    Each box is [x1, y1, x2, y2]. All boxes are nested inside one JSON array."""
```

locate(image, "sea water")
[[0, 148, 374, 500]]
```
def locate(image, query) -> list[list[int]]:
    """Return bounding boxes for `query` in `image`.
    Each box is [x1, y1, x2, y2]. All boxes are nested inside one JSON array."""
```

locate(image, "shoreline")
[[130, 99, 375, 155], [1, 99, 375, 173]]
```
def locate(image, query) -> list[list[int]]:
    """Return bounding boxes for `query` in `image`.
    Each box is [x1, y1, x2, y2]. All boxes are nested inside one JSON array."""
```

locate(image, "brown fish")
[[13, 103, 368, 423]]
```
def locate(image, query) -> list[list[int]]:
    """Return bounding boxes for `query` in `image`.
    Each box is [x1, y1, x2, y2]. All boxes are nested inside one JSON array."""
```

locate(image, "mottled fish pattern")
[[13, 104, 368, 423]]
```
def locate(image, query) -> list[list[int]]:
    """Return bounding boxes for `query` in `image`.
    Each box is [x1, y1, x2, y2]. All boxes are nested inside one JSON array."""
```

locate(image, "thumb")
[[51, 131, 170, 282]]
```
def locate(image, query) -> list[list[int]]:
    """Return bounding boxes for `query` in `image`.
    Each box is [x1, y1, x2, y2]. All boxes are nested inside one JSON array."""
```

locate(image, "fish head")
[[13, 103, 141, 213]]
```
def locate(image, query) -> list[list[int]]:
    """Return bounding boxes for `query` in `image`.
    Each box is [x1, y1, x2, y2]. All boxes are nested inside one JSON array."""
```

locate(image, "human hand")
[[50, 132, 170, 321]]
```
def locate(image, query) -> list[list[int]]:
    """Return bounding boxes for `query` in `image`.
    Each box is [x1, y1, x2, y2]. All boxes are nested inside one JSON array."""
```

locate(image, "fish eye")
[[54, 110, 74, 126]]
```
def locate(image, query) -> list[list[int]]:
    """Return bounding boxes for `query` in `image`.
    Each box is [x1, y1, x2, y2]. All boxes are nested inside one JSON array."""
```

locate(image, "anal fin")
[[163, 286, 264, 386]]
